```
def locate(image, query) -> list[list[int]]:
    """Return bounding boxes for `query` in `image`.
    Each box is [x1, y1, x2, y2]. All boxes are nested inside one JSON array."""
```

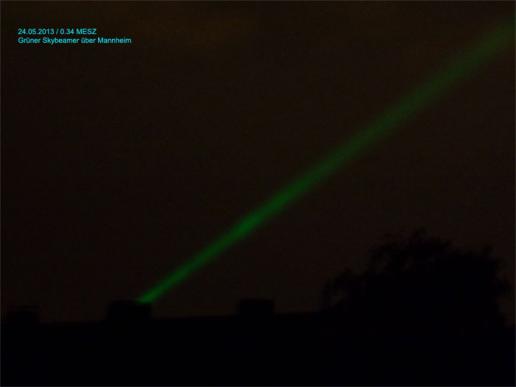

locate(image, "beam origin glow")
[[137, 20, 513, 304]]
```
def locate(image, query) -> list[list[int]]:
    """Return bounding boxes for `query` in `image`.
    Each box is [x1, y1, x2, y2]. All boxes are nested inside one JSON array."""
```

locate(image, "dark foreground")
[[2, 305, 514, 386]]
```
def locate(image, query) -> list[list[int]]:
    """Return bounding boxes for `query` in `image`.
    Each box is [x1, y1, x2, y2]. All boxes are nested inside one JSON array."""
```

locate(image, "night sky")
[[2, 2, 514, 322]]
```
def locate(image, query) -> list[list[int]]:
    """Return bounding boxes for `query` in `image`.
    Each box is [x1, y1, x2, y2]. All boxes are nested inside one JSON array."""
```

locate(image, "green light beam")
[[137, 20, 513, 304]]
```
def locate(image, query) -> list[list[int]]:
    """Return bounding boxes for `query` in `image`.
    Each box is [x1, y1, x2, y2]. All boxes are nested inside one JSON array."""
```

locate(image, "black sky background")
[[2, 2, 514, 322]]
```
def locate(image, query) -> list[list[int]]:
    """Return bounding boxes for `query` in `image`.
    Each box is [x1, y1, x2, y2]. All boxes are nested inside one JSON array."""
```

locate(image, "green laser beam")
[[137, 20, 514, 304]]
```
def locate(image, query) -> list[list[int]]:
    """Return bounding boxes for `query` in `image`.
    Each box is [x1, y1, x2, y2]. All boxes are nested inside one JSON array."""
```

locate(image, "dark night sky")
[[2, 2, 514, 322]]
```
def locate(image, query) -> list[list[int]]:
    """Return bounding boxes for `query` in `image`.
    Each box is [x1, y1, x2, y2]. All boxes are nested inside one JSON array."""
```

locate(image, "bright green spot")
[[137, 20, 513, 304]]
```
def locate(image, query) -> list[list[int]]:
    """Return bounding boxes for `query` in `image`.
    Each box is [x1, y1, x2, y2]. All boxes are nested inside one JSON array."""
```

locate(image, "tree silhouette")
[[321, 229, 508, 335]]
